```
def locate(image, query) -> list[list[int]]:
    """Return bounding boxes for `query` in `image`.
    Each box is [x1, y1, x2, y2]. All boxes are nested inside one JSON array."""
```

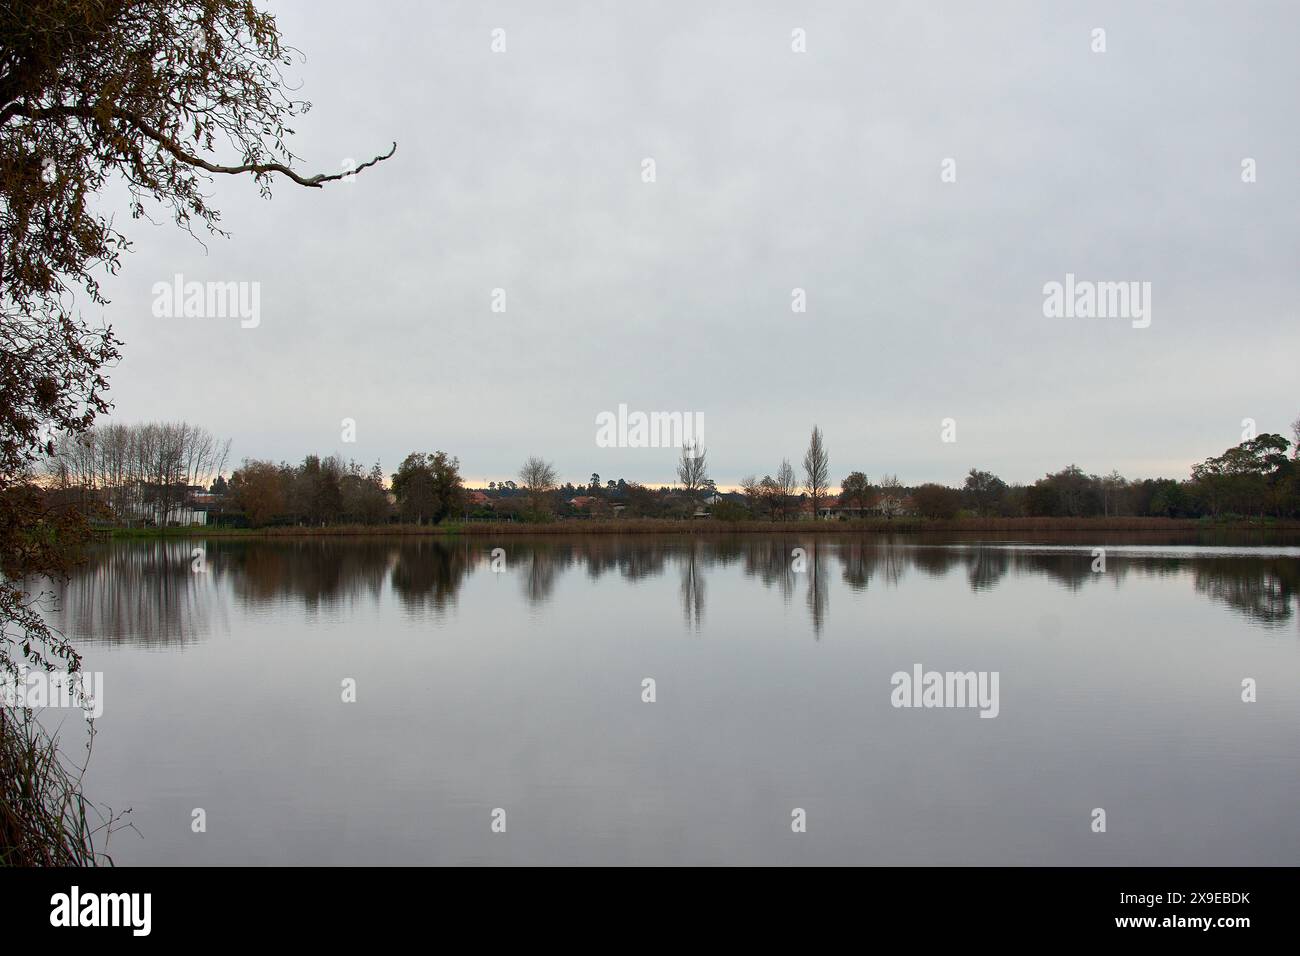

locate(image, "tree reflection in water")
[[44, 533, 1300, 645]]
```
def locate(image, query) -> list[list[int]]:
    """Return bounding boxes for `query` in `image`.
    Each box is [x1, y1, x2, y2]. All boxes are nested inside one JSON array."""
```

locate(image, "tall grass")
[[0, 708, 125, 866]]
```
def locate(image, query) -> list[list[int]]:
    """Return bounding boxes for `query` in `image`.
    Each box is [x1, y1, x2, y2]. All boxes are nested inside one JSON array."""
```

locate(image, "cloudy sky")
[[92, 0, 1299, 488]]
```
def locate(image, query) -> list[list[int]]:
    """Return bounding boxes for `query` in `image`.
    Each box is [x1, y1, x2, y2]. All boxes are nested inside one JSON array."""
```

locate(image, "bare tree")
[[518, 456, 558, 513], [1099, 469, 1127, 517], [776, 458, 797, 520], [877, 474, 904, 518], [46, 421, 229, 525], [676, 441, 709, 499], [802, 425, 829, 518]]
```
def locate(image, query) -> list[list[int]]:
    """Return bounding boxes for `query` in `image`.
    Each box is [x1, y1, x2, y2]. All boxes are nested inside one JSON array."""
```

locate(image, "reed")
[[0, 708, 124, 867]]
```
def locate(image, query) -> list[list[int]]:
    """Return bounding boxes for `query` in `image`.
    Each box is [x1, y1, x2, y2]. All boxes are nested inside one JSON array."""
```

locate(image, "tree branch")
[[3, 100, 397, 186]]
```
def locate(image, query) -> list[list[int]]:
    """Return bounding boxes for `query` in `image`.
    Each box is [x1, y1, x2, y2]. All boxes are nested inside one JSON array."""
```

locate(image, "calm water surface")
[[43, 532, 1300, 865]]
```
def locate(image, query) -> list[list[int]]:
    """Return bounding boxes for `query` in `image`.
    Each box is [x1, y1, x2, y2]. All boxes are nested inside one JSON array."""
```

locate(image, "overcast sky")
[[92, 0, 1299, 488]]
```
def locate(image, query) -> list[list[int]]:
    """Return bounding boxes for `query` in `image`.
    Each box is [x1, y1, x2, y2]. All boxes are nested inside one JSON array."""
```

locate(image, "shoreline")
[[98, 516, 1300, 539]]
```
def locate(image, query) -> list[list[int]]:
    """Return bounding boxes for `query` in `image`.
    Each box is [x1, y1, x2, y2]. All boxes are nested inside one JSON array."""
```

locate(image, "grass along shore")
[[101, 516, 1300, 539]]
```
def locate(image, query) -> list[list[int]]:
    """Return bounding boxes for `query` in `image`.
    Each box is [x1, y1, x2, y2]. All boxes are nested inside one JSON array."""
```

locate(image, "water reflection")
[[680, 541, 705, 631], [1193, 555, 1300, 626], [48, 534, 1300, 644]]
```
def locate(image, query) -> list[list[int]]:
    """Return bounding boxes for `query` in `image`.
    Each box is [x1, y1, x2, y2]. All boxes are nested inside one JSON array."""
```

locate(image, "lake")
[[40, 532, 1300, 865]]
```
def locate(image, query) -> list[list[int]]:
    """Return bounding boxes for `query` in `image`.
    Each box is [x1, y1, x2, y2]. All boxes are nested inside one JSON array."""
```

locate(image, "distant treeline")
[[39, 421, 1300, 528]]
